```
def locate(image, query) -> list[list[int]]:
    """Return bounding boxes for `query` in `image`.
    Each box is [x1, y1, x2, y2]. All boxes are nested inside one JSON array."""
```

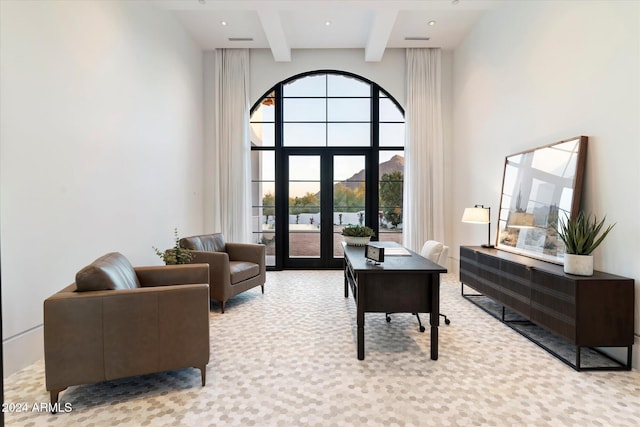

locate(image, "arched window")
[[250, 71, 404, 269]]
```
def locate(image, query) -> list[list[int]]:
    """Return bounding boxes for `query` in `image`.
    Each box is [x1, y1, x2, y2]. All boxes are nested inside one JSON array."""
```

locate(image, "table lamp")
[[462, 205, 494, 248]]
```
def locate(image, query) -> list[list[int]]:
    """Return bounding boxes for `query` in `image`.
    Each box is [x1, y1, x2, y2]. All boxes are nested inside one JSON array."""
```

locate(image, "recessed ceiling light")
[[220, 21, 228, 26], [428, 20, 436, 26], [325, 21, 331, 26]]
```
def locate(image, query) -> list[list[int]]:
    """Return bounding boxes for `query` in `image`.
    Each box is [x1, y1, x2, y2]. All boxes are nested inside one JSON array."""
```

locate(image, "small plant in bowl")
[[553, 211, 615, 275], [341, 225, 375, 246], [153, 228, 194, 265]]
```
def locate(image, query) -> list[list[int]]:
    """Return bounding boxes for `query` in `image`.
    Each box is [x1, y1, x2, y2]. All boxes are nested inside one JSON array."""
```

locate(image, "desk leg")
[[344, 265, 348, 298], [430, 274, 440, 360], [357, 306, 365, 360]]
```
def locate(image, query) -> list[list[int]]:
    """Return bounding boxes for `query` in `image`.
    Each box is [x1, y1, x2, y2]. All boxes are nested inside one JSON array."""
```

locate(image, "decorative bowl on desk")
[[343, 236, 372, 246], [341, 225, 375, 246]]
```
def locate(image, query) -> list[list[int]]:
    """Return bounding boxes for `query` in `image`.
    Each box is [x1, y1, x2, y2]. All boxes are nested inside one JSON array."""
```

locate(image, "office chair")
[[385, 240, 451, 331]]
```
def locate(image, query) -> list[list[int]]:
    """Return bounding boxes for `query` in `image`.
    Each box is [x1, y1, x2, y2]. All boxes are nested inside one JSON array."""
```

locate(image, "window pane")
[[379, 123, 405, 147], [283, 123, 326, 147], [289, 232, 320, 258], [250, 122, 274, 147], [333, 156, 366, 215], [283, 98, 326, 122], [379, 151, 403, 230], [252, 219, 275, 233], [289, 155, 320, 181], [253, 231, 275, 265], [328, 99, 370, 122], [333, 155, 365, 181], [251, 150, 275, 180], [251, 182, 275, 205], [283, 74, 326, 97], [250, 99, 275, 122], [377, 229, 403, 243], [379, 98, 403, 122], [333, 232, 345, 258], [328, 123, 370, 147], [379, 151, 404, 175], [328, 74, 370, 97], [289, 182, 320, 199]]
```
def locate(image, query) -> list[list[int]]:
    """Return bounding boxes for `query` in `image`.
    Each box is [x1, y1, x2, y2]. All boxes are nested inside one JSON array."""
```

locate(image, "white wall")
[[0, 0, 204, 376], [451, 0, 640, 368]]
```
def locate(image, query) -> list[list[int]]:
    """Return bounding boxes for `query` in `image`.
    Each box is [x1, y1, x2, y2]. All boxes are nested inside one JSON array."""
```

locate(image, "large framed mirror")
[[496, 136, 588, 264]]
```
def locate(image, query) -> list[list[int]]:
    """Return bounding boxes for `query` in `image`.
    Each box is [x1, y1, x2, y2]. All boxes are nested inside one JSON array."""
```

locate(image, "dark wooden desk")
[[343, 242, 447, 360]]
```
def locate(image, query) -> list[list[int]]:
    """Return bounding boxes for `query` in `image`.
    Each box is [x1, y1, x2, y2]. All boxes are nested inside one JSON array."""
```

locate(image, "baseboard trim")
[[3, 325, 43, 378]]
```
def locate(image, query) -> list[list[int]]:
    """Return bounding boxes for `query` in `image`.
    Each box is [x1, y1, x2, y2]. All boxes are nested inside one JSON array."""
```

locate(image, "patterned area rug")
[[4, 271, 640, 426]]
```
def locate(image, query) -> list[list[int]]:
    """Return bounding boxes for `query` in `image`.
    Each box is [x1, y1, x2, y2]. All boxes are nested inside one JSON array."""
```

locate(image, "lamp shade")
[[461, 207, 490, 224]]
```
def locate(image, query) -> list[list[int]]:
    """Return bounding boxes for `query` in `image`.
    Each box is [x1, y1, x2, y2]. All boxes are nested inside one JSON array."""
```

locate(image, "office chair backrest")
[[439, 245, 449, 267], [420, 240, 448, 267]]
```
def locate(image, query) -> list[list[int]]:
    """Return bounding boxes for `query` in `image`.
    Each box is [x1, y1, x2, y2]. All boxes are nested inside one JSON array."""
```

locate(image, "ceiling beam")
[[257, 9, 291, 62], [364, 8, 398, 62]]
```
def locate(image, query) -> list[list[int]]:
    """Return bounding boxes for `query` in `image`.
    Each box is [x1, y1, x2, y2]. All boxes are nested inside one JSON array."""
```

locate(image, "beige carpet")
[[4, 271, 640, 426]]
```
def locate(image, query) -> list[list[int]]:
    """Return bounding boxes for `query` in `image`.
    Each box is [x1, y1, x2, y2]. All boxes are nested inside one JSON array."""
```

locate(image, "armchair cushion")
[[229, 261, 260, 284], [75, 252, 140, 292]]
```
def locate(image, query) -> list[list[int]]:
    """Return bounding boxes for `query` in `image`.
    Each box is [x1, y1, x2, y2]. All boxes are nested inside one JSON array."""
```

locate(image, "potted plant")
[[554, 211, 615, 276], [153, 228, 194, 265], [341, 224, 375, 246]]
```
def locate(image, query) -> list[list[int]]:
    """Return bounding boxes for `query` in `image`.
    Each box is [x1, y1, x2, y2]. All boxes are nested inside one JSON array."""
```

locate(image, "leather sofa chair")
[[44, 252, 210, 410], [179, 233, 266, 313]]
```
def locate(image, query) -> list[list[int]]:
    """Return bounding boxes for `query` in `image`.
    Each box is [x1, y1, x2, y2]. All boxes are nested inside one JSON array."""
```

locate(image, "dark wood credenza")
[[459, 246, 635, 371]]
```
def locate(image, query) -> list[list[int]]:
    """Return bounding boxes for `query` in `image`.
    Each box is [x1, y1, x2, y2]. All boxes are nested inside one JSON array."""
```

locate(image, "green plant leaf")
[[553, 211, 615, 255]]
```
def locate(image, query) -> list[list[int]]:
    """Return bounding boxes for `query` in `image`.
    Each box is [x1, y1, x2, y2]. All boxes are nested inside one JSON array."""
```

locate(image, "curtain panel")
[[206, 49, 251, 243], [402, 48, 445, 252]]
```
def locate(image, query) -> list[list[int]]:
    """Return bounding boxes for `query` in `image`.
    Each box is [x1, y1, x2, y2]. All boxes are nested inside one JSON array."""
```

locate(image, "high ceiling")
[[153, 0, 502, 61]]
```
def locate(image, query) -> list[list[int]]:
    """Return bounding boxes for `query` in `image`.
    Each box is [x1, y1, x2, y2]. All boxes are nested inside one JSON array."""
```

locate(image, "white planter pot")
[[563, 254, 593, 276], [343, 236, 371, 246]]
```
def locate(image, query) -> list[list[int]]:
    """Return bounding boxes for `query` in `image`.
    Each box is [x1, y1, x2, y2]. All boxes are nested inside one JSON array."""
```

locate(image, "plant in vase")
[[341, 224, 375, 246], [153, 228, 194, 265], [553, 211, 615, 276]]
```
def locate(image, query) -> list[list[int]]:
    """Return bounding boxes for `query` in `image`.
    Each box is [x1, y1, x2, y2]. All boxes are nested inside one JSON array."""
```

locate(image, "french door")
[[282, 150, 373, 269]]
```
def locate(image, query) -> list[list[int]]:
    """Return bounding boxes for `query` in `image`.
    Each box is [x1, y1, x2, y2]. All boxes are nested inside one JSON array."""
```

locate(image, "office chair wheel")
[[419, 326, 426, 332], [385, 314, 391, 323], [439, 313, 451, 325]]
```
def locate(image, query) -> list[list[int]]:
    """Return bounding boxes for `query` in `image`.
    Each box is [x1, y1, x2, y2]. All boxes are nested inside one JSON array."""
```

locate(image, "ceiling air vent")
[[404, 37, 430, 41], [228, 38, 254, 42]]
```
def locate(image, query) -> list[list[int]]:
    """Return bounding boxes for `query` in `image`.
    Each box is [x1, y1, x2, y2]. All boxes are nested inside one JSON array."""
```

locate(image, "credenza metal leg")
[[576, 346, 582, 371]]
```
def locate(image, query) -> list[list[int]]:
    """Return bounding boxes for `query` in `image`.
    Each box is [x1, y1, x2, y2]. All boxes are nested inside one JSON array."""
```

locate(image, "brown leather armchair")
[[44, 252, 210, 410], [179, 233, 266, 313]]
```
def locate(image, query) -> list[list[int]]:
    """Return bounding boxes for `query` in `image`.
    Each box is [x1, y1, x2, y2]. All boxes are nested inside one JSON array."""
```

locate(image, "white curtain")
[[402, 48, 445, 251], [209, 49, 251, 242]]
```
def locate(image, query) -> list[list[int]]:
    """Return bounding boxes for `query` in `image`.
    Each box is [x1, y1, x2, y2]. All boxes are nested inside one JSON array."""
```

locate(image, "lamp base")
[[481, 244, 495, 248]]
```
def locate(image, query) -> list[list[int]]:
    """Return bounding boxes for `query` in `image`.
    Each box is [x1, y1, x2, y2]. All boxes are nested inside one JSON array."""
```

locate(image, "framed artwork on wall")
[[496, 136, 588, 264]]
